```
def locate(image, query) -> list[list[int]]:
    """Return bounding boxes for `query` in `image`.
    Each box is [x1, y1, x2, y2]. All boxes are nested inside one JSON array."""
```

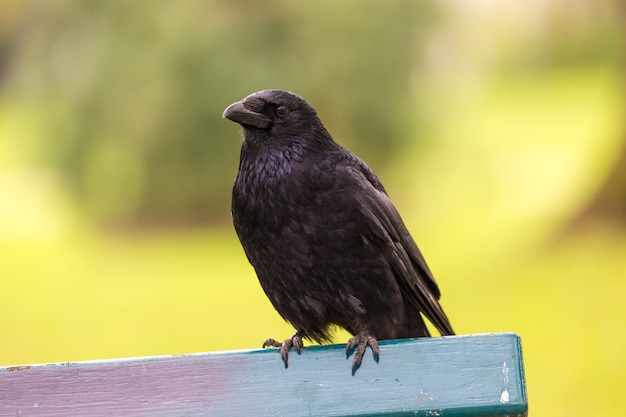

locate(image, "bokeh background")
[[1, 0, 625, 415]]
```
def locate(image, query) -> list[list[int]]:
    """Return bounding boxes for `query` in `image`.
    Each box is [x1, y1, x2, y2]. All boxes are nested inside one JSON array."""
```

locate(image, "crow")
[[223, 89, 454, 374]]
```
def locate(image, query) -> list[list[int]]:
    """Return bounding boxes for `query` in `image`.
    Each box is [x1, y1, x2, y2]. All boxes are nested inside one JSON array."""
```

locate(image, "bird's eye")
[[276, 105, 287, 117]]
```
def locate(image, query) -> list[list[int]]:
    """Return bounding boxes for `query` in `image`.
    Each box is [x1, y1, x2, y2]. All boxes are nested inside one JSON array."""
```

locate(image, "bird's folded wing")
[[358, 190, 454, 336]]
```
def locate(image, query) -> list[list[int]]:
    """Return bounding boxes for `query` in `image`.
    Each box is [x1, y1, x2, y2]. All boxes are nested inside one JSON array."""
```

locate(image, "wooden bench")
[[0, 332, 527, 416]]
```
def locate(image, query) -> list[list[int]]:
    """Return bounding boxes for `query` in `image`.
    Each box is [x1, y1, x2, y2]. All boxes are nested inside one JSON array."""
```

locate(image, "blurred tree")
[[2, 0, 436, 228], [572, 1, 626, 229]]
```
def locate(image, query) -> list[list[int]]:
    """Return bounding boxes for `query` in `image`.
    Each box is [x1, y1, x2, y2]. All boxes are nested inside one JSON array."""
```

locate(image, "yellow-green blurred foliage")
[[1, 1, 625, 416]]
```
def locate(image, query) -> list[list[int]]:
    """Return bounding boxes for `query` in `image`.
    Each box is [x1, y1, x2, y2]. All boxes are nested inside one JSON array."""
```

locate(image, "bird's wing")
[[352, 161, 454, 336]]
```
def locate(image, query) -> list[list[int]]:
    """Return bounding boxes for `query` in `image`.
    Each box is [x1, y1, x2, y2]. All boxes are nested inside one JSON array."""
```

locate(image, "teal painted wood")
[[0, 333, 526, 417]]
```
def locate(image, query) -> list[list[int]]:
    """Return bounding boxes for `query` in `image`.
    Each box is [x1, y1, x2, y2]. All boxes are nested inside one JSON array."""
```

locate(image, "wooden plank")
[[0, 333, 527, 417]]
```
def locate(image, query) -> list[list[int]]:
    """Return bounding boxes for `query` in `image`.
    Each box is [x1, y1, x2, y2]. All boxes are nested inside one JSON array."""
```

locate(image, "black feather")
[[223, 89, 454, 366]]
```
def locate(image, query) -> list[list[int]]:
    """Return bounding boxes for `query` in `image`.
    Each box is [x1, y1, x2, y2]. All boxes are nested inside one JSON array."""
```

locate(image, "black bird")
[[223, 90, 454, 374]]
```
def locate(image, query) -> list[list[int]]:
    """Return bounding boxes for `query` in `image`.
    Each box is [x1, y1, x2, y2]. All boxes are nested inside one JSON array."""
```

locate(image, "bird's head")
[[222, 90, 332, 145]]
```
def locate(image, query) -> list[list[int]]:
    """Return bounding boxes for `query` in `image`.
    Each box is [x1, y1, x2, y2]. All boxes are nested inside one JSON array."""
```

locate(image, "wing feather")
[[353, 162, 454, 336]]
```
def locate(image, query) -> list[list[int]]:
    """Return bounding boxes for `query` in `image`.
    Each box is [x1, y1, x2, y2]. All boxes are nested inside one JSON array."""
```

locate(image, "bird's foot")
[[262, 331, 304, 368], [346, 330, 380, 375]]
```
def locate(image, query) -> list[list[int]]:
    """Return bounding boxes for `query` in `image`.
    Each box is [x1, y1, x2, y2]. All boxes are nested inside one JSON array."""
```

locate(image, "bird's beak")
[[222, 100, 270, 129]]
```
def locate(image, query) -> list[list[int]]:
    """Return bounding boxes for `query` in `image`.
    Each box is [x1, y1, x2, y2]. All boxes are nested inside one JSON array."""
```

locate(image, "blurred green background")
[[1, 0, 625, 415]]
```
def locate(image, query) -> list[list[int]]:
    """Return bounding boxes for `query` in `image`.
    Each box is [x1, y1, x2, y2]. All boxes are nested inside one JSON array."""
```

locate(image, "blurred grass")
[[0, 228, 294, 362]]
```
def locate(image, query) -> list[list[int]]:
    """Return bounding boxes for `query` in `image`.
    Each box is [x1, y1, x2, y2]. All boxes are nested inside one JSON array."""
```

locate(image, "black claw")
[[262, 338, 281, 349], [346, 330, 379, 375], [292, 334, 303, 354], [279, 344, 290, 368], [351, 362, 359, 375], [262, 331, 304, 368], [346, 337, 357, 357], [370, 339, 380, 363]]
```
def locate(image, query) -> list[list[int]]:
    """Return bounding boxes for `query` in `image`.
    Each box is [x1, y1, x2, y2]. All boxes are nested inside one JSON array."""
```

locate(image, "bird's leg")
[[346, 330, 380, 375], [262, 330, 304, 368]]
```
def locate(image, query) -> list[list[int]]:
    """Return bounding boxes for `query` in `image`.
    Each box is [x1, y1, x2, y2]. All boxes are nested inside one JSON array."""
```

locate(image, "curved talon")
[[346, 331, 380, 375], [262, 331, 304, 368], [291, 333, 304, 353], [262, 338, 282, 349]]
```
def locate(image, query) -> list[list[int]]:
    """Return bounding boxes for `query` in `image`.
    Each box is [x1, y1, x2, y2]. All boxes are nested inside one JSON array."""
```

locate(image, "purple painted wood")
[[1, 353, 234, 417], [0, 333, 527, 417]]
